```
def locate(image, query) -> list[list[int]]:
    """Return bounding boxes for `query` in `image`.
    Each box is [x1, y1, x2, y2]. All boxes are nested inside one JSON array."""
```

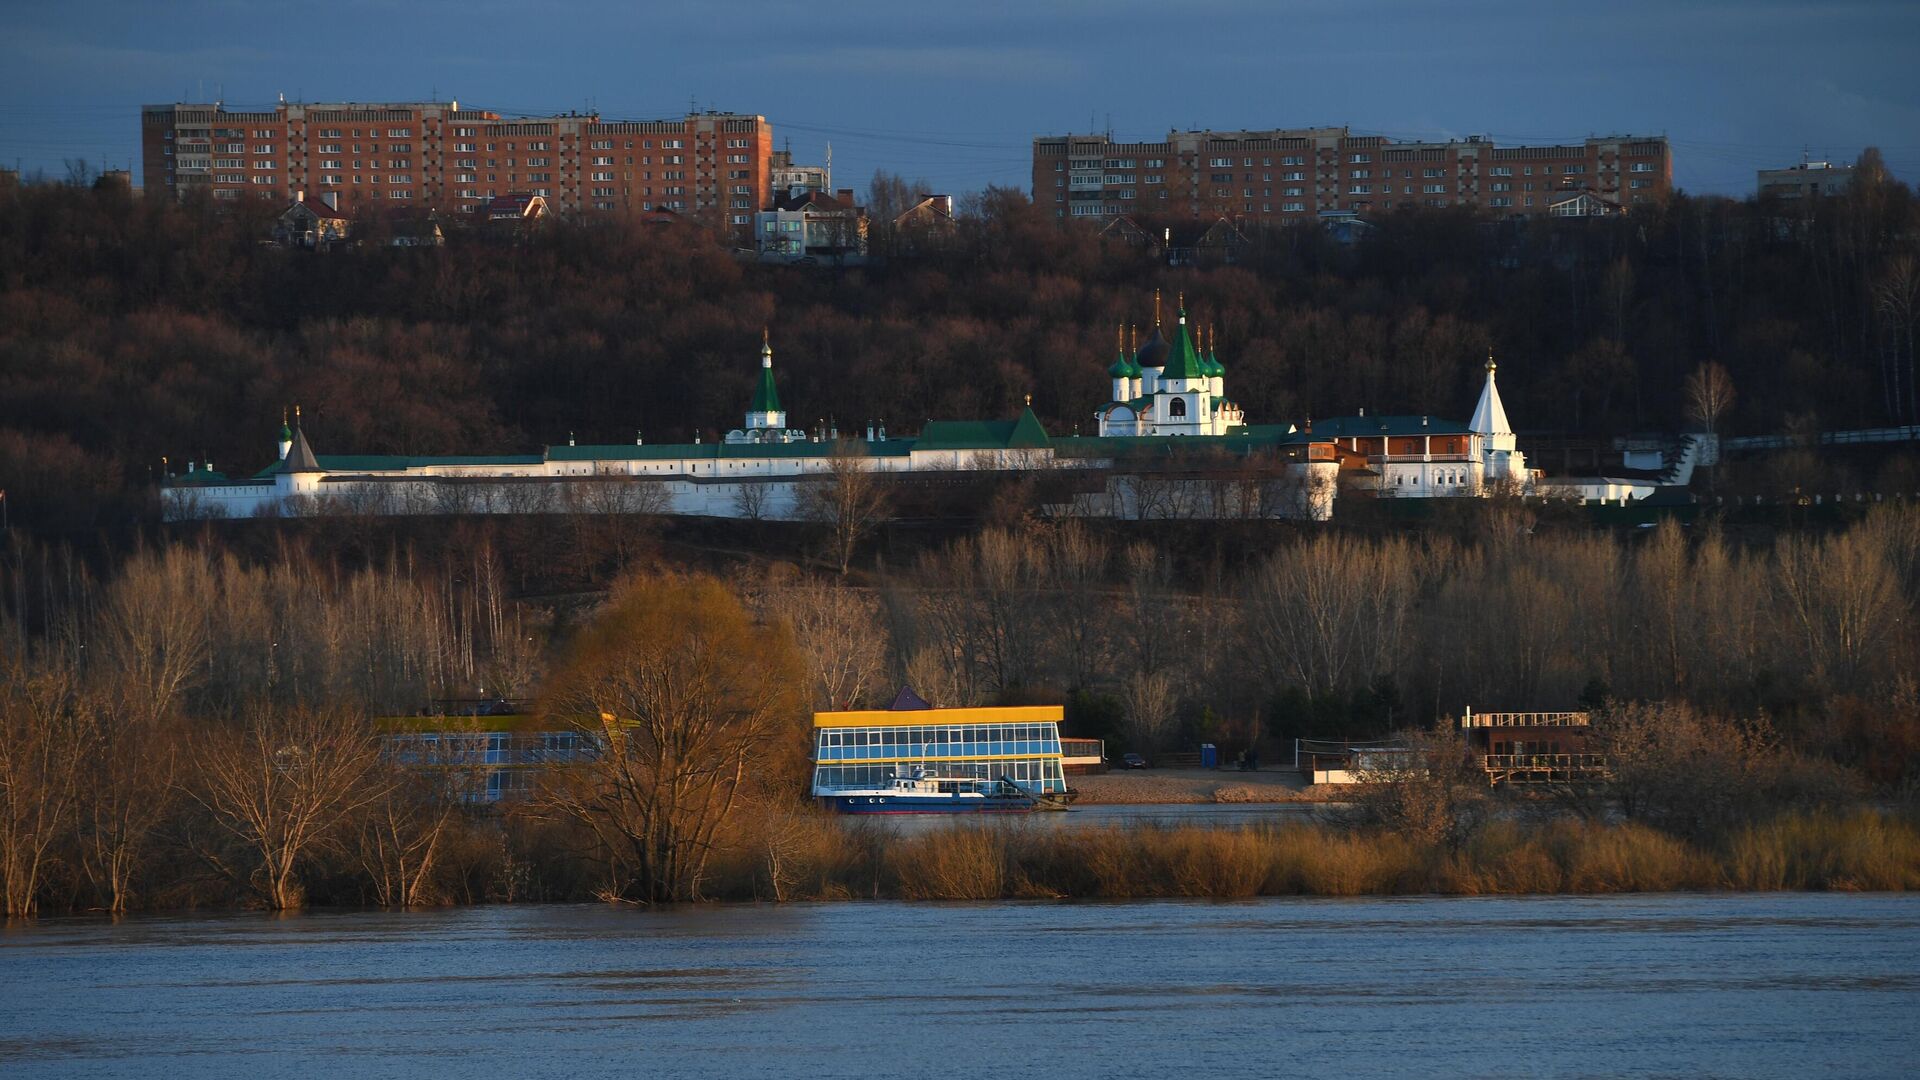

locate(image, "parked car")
[[1122, 753, 1149, 769]]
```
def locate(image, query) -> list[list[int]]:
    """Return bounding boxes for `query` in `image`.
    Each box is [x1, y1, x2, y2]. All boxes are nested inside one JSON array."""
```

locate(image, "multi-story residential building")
[[1032, 127, 1671, 221], [140, 100, 772, 228], [1757, 160, 1855, 200]]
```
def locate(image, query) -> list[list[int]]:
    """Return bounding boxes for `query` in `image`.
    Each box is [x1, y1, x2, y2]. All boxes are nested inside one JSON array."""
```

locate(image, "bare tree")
[[355, 764, 466, 907], [799, 441, 891, 576], [188, 704, 390, 910], [97, 545, 213, 723], [1348, 724, 1487, 851], [0, 651, 92, 916], [1119, 670, 1176, 750], [763, 580, 889, 710], [1683, 361, 1737, 435]]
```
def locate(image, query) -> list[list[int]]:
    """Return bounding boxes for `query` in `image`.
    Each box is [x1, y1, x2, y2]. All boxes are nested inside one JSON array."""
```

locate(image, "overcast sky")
[[2, 0, 1916, 196]]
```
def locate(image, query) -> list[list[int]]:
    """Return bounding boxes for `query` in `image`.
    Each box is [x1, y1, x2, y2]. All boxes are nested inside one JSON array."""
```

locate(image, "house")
[[481, 193, 548, 223], [1547, 187, 1623, 218], [755, 188, 868, 260], [1166, 217, 1249, 266], [1318, 208, 1375, 245], [1459, 709, 1604, 787], [386, 209, 445, 247], [276, 191, 350, 248]]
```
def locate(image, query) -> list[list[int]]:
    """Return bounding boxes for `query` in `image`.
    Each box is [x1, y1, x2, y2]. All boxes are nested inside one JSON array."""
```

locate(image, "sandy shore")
[[1072, 767, 1339, 805]]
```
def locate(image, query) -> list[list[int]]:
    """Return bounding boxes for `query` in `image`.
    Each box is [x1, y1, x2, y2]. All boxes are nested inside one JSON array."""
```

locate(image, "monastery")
[[160, 302, 1542, 523]]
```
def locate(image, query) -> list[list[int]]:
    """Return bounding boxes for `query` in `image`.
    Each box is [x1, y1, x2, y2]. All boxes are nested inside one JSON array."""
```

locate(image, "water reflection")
[[3, 894, 1916, 1079]]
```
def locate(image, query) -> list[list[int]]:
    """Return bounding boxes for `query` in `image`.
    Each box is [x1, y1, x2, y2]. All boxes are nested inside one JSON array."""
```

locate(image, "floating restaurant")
[[811, 688, 1070, 802]]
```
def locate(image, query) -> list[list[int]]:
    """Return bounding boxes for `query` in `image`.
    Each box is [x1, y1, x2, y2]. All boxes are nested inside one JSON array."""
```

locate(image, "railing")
[[1461, 711, 1590, 728], [1478, 753, 1609, 786]]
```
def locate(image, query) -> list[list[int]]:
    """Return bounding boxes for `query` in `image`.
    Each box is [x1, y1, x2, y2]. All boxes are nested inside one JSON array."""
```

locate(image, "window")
[[1209, 157, 1232, 167], [1631, 162, 1654, 173], [1284, 186, 1303, 197], [390, 189, 412, 200], [253, 144, 274, 154], [320, 159, 342, 170], [727, 137, 749, 148], [222, 142, 245, 153], [1630, 178, 1652, 189], [1423, 168, 1443, 178], [1349, 153, 1371, 163], [1283, 170, 1304, 181], [1168, 398, 1188, 418], [663, 139, 684, 148], [592, 171, 614, 182], [1491, 166, 1512, 176], [1348, 184, 1371, 195], [1490, 182, 1511, 192], [526, 157, 550, 167], [387, 128, 410, 138], [456, 127, 478, 138], [1282, 155, 1304, 166], [1144, 173, 1163, 184], [727, 153, 749, 164], [254, 160, 276, 170], [1350, 169, 1369, 179]]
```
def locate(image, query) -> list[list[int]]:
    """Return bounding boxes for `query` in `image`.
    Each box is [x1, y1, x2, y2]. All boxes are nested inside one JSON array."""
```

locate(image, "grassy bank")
[[714, 811, 1920, 902]]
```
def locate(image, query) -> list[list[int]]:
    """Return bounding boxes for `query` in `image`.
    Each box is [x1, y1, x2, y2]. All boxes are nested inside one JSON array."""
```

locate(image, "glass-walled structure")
[[811, 703, 1068, 795], [377, 713, 600, 803]]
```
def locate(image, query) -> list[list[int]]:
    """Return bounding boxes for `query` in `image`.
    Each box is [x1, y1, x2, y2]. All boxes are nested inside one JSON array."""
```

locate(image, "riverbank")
[[763, 811, 1920, 902], [1070, 767, 1330, 804]]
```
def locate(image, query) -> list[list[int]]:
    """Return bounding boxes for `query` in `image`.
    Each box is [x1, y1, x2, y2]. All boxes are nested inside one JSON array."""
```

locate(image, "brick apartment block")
[[141, 100, 772, 226], [1033, 127, 1672, 221]]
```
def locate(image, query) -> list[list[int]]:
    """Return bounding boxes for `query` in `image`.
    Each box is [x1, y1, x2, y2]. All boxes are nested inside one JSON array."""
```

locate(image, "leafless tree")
[[95, 545, 213, 723], [763, 580, 889, 710], [1119, 670, 1176, 750], [0, 651, 92, 916], [187, 704, 391, 909], [1348, 724, 1488, 851], [799, 441, 891, 576]]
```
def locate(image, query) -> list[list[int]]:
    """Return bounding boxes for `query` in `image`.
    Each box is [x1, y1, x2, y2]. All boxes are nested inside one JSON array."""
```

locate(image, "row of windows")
[[812, 759, 1068, 794], [815, 722, 1061, 755]]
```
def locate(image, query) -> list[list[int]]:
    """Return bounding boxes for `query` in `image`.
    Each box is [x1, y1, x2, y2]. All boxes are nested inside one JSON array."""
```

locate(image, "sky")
[[1, 0, 1917, 197]]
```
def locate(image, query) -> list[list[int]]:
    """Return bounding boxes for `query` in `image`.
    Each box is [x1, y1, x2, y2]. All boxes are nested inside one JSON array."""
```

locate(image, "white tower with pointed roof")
[[1470, 352, 1527, 485]]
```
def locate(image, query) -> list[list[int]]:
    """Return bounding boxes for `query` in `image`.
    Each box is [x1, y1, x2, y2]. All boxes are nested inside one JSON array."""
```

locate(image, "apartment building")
[[140, 100, 772, 226], [1757, 160, 1855, 200], [1032, 127, 1671, 221]]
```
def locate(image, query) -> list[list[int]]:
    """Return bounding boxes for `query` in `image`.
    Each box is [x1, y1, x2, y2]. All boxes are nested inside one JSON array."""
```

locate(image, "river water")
[[3, 894, 1915, 1079]]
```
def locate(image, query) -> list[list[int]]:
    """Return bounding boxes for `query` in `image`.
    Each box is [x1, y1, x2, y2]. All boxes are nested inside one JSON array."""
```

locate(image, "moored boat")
[[822, 768, 1037, 814]]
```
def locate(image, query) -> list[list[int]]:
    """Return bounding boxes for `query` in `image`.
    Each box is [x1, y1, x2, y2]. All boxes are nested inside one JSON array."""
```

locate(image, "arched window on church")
[[1169, 398, 1187, 418]]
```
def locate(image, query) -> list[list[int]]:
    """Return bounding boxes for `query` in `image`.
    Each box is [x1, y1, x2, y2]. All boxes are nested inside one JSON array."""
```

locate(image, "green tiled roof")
[[751, 366, 782, 414], [1160, 315, 1207, 382], [913, 408, 1051, 451]]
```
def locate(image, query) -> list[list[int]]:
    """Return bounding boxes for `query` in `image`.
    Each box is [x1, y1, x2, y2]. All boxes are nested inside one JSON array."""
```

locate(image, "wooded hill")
[[1, 153, 1916, 533]]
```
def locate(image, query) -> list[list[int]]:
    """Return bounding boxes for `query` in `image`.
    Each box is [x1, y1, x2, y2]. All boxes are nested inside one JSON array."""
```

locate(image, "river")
[[3, 894, 1915, 1079]]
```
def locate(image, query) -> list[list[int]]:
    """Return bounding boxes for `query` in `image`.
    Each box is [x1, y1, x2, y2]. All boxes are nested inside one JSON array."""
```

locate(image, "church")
[[1095, 294, 1245, 437]]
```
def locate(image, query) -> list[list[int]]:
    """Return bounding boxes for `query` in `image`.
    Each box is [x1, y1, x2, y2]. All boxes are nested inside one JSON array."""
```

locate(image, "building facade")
[[140, 100, 771, 226], [811, 700, 1070, 797], [1033, 127, 1671, 221], [1757, 160, 1855, 201]]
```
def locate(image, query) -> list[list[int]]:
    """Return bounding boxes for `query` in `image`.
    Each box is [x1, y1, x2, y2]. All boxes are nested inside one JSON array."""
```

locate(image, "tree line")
[[2, 153, 1917, 533], [2, 503, 1916, 913]]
